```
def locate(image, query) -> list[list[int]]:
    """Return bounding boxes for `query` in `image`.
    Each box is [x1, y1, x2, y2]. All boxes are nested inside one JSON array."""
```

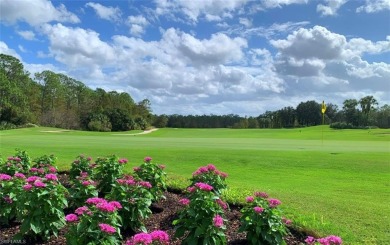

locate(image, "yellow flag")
[[321, 101, 327, 114]]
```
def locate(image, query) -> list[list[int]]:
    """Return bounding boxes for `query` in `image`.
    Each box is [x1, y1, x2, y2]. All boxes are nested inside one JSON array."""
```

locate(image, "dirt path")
[[112, 128, 159, 136]]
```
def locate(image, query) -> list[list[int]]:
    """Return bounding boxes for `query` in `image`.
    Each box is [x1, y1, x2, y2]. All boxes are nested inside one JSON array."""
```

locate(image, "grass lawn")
[[1, 126, 389, 244]]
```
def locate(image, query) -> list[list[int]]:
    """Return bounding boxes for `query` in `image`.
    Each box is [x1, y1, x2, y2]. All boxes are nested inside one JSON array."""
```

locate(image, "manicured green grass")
[[1, 126, 389, 244]]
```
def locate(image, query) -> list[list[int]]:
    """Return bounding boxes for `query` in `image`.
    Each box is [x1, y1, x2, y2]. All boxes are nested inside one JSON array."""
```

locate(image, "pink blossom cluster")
[[192, 164, 228, 178], [14, 173, 26, 179], [116, 175, 152, 189], [98, 223, 117, 234], [178, 198, 190, 206], [65, 214, 78, 222], [194, 182, 213, 191], [305, 235, 342, 245], [75, 206, 91, 215], [216, 198, 228, 210], [282, 217, 292, 225], [144, 156, 152, 162], [0, 173, 12, 181], [246, 196, 254, 203], [213, 215, 224, 228], [85, 197, 122, 213], [29, 164, 57, 175], [3, 195, 13, 204], [268, 198, 282, 208], [119, 158, 128, 164], [7, 157, 21, 161], [126, 230, 169, 245], [254, 191, 269, 198], [23, 175, 52, 190], [253, 206, 264, 214], [45, 173, 58, 181]]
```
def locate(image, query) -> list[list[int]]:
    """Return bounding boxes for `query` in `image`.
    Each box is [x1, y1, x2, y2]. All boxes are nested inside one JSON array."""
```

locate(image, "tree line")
[[1, 53, 389, 130], [0, 54, 152, 131]]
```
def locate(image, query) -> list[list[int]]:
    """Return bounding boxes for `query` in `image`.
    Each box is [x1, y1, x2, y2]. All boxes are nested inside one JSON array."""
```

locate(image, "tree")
[[359, 96, 378, 126], [296, 101, 321, 126], [342, 99, 360, 126]]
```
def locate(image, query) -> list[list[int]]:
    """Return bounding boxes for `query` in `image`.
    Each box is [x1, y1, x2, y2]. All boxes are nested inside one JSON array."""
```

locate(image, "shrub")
[[0, 149, 31, 175], [190, 164, 228, 195], [133, 156, 167, 201], [0, 173, 26, 225], [173, 182, 227, 245], [66, 197, 122, 245], [30, 154, 57, 177], [69, 154, 95, 180], [239, 191, 288, 245], [15, 174, 68, 241], [95, 155, 127, 194], [68, 172, 98, 209], [107, 175, 154, 231]]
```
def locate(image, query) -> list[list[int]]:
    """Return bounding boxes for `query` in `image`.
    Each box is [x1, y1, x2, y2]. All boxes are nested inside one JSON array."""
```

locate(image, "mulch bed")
[[0, 172, 308, 244]]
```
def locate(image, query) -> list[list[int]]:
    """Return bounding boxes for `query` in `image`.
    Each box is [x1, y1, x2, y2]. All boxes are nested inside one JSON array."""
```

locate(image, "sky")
[[0, 0, 389, 116]]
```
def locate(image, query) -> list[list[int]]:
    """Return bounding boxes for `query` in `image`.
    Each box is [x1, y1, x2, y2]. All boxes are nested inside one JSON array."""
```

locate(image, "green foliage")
[[0, 149, 31, 175], [0, 173, 26, 225], [107, 175, 153, 231], [94, 155, 127, 194], [133, 157, 167, 201], [16, 174, 68, 241], [69, 154, 94, 180], [189, 164, 228, 195], [30, 154, 57, 176], [173, 182, 227, 245], [66, 197, 122, 245], [239, 192, 287, 245], [68, 172, 98, 208]]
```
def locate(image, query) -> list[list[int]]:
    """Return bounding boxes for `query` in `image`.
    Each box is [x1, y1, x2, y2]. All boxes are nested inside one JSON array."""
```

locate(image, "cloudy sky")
[[1, 0, 389, 116]]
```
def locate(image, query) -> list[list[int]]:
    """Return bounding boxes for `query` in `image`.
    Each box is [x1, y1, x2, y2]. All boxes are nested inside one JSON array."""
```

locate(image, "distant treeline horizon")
[[1, 53, 389, 131]]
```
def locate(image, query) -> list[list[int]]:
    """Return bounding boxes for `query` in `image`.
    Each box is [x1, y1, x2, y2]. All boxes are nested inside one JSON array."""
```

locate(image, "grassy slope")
[[1, 126, 389, 244]]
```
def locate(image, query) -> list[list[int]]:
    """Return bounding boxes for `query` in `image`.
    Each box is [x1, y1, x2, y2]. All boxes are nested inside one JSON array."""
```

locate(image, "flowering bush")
[[0, 173, 26, 225], [68, 172, 98, 208], [239, 191, 288, 245], [15, 174, 68, 241], [107, 174, 153, 231], [190, 164, 228, 195], [133, 156, 167, 201], [95, 155, 127, 194], [66, 197, 122, 245], [29, 154, 58, 177], [305, 235, 342, 245], [0, 149, 31, 175], [173, 182, 227, 244], [69, 154, 94, 180], [126, 230, 170, 245]]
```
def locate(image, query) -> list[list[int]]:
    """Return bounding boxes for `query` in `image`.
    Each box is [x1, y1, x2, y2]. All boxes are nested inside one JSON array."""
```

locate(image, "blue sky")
[[1, 0, 389, 116]]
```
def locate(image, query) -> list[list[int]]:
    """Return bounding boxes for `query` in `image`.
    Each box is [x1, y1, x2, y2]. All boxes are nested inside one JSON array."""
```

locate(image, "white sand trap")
[[113, 128, 158, 136], [40, 130, 70, 133]]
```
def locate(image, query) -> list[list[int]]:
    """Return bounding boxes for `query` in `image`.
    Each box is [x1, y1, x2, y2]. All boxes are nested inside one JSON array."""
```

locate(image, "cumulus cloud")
[[17, 30, 36, 40], [317, 0, 348, 16], [85, 2, 121, 22], [127, 15, 149, 36], [260, 0, 309, 9], [356, 0, 390, 13], [0, 0, 79, 26], [0, 41, 21, 59]]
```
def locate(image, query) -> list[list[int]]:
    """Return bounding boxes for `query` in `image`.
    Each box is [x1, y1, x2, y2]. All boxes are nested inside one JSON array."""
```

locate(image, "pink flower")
[[87, 157, 92, 161], [159, 164, 166, 169], [195, 182, 213, 191], [282, 217, 292, 225], [268, 198, 282, 208], [65, 214, 78, 222], [187, 186, 196, 193], [305, 236, 316, 244], [150, 230, 169, 243], [80, 172, 88, 178], [98, 223, 116, 234], [144, 156, 152, 162], [49, 166, 57, 173], [96, 202, 117, 212], [139, 181, 152, 188], [27, 176, 40, 183], [7, 157, 14, 161], [3, 196, 13, 204], [133, 167, 141, 172], [23, 184, 33, 191], [34, 181, 46, 188], [14, 157, 21, 162], [82, 180, 95, 186], [216, 199, 228, 210], [253, 206, 264, 214], [119, 158, 128, 164], [0, 174, 12, 181], [37, 168, 45, 174], [73, 160, 80, 164], [109, 201, 122, 209], [127, 233, 152, 245], [75, 206, 89, 215], [207, 164, 216, 171], [317, 238, 330, 245], [179, 198, 190, 206], [14, 173, 26, 179], [45, 173, 58, 181], [213, 215, 224, 228], [30, 167, 38, 172], [219, 172, 228, 178], [323, 235, 342, 245], [254, 191, 269, 198], [246, 196, 254, 203], [198, 166, 208, 173], [86, 197, 107, 205]]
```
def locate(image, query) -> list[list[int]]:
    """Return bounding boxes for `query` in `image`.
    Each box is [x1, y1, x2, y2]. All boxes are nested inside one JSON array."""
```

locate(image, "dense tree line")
[[0, 54, 152, 131], [1, 53, 389, 131]]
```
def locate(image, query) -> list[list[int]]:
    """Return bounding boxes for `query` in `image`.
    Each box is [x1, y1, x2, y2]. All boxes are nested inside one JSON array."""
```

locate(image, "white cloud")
[[239, 17, 252, 27], [127, 15, 149, 36], [346, 36, 390, 56], [356, 0, 390, 13], [0, 0, 79, 26], [17, 30, 36, 40], [154, 0, 249, 23], [261, 0, 309, 9], [317, 0, 348, 16], [0, 41, 21, 59], [85, 2, 121, 22], [18, 45, 27, 53]]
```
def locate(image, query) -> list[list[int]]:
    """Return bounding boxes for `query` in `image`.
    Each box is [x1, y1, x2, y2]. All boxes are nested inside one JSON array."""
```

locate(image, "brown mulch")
[[0, 172, 307, 244]]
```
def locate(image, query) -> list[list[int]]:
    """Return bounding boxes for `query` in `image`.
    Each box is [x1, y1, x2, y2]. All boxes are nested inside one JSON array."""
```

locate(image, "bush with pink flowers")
[[69, 154, 94, 180], [239, 191, 288, 244], [190, 164, 228, 195], [68, 171, 98, 208], [65, 197, 122, 245], [0, 173, 26, 225], [95, 155, 128, 194], [0, 149, 31, 175]]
